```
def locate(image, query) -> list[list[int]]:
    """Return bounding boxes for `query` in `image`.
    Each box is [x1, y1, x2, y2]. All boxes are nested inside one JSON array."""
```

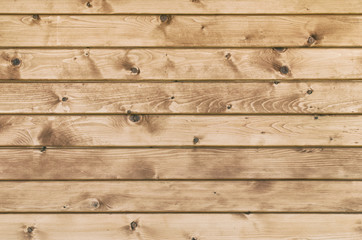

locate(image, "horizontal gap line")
[[0, 179, 362, 182], [1, 46, 362, 49], [0, 211, 361, 214], [0, 113, 360, 116], [0, 13, 362, 16], [0, 146, 361, 149]]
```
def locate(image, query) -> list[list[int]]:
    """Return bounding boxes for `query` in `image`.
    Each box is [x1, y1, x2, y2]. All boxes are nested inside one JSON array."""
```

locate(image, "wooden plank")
[[1, 214, 362, 240], [2, 148, 362, 180], [0, 81, 362, 114], [0, 115, 362, 146], [1, 181, 362, 212], [1, 0, 362, 14], [0, 15, 361, 47], [1, 48, 362, 80]]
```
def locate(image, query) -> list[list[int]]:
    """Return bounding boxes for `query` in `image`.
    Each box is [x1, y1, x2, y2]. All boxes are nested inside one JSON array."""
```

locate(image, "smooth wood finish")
[[1, 15, 361, 47], [1, 82, 362, 114], [1, 214, 362, 240], [1, 181, 362, 212], [0, 115, 362, 146], [1, 148, 362, 180], [2, 0, 362, 14], [1, 48, 362, 80]]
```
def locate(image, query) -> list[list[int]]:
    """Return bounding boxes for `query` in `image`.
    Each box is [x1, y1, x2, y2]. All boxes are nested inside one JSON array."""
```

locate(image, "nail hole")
[[130, 221, 138, 231], [272, 47, 287, 53], [279, 66, 289, 75], [130, 67, 140, 75], [160, 14, 169, 22], [170, 96, 175, 100], [306, 89, 313, 95], [307, 36, 316, 45], [27, 227, 34, 233], [191, 238, 197, 240], [193, 137, 199, 144], [40, 146, 47, 152], [32, 14, 40, 20], [62, 97, 68, 102], [11, 58, 21, 66], [314, 116, 318, 120], [86, 1, 92, 7], [129, 114, 141, 123]]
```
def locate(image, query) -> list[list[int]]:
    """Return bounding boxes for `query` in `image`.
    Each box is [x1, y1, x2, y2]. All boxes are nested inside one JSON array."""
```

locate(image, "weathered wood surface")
[[0, 15, 361, 47], [2, 0, 362, 14], [1, 148, 362, 180], [0, 115, 362, 146], [1, 82, 362, 114], [1, 48, 362, 80], [1, 214, 362, 240], [1, 181, 362, 212]]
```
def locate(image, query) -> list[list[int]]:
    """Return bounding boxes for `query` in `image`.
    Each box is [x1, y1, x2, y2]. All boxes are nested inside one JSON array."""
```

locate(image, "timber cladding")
[[0, 1, 362, 239]]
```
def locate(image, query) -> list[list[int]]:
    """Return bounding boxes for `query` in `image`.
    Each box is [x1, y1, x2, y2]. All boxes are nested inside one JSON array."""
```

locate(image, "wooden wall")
[[1, 0, 362, 239]]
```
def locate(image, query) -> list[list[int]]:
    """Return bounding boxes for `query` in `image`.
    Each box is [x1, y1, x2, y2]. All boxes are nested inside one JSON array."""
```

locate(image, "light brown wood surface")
[[0, 15, 361, 47], [1, 148, 362, 180], [0, 82, 362, 114], [0, 115, 362, 146], [2, 181, 362, 212], [1, 214, 362, 240], [2, 0, 362, 14], [1, 48, 362, 80]]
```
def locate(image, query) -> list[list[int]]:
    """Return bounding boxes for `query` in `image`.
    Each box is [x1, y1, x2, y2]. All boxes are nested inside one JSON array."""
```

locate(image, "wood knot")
[[129, 114, 141, 123], [32, 14, 40, 20], [27, 226, 34, 233], [91, 200, 100, 208], [307, 35, 316, 45], [40, 146, 47, 152], [306, 89, 313, 95], [62, 97, 68, 102], [314, 115, 319, 120], [225, 53, 231, 60], [193, 137, 199, 144], [130, 221, 138, 231], [279, 66, 289, 75], [226, 104, 232, 109], [130, 67, 140, 75], [272, 47, 287, 53], [11, 58, 21, 66], [273, 81, 280, 85], [170, 96, 175, 100], [86, 1, 92, 8], [191, 238, 197, 240], [160, 14, 169, 23]]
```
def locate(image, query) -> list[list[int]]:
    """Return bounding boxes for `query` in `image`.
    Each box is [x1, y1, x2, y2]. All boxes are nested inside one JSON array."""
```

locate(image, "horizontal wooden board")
[[1, 214, 362, 240], [0, 115, 362, 146], [0, 15, 361, 47], [1, 181, 362, 212], [0, 82, 362, 113], [2, 0, 362, 14], [2, 148, 362, 180], [1, 48, 362, 80]]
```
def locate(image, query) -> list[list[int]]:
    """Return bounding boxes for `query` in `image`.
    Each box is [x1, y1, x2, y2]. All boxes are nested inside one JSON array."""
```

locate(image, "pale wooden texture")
[[1, 82, 362, 114], [2, 148, 362, 180], [1, 48, 362, 80], [1, 214, 362, 240], [1, 0, 362, 14], [0, 115, 361, 146], [1, 15, 362, 47], [2, 181, 362, 212]]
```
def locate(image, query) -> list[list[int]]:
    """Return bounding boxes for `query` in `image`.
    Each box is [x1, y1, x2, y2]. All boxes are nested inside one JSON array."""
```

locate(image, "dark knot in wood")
[[11, 58, 21, 66], [129, 114, 141, 123], [279, 66, 289, 75], [130, 221, 138, 230]]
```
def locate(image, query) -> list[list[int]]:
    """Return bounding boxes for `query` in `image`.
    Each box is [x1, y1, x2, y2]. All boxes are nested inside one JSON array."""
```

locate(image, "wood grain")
[[0, 15, 361, 47], [0, 115, 362, 146], [1, 214, 362, 240], [0, 82, 362, 113], [2, 148, 362, 180], [1, 0, 362, 14], [1, 48, 362, 80], [1, 181, 362, 212]]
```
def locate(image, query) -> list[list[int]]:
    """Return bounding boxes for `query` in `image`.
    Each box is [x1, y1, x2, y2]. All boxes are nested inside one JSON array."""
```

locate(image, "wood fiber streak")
[[2, 148, 362, 180], [1, 0, 362, 14], [0, 115, 362, 146], [1, 48, 362, 80], [1, 214, 362, 240], [0, 82, 362, 114], [1, 181, 362, 212], [0, 15, 361, 47]]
